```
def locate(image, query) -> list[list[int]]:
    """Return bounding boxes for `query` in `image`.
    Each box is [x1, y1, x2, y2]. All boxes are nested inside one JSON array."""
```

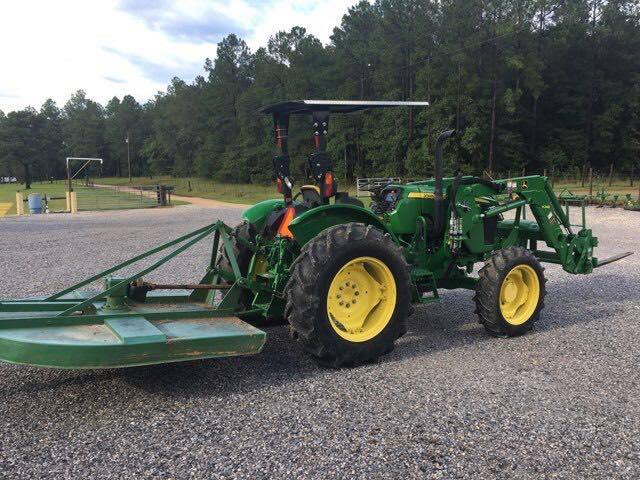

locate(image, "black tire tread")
[[473, 246, 547, 337], [285, 222, 410, 367]]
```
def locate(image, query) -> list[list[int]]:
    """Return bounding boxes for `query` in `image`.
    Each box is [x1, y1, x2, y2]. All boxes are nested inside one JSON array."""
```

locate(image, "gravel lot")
[[0, 205, 639, 479]]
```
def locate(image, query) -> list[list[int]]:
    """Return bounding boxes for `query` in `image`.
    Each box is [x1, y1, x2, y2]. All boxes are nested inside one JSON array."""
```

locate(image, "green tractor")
[[0, 100, 632, 369]]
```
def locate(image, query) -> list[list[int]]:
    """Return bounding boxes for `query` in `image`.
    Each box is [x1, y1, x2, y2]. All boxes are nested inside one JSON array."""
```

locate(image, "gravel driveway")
[[0, 205, 638, 479]]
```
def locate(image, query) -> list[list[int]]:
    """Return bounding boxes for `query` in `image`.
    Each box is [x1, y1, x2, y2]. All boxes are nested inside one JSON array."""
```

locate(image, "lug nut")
[[345, 303, 350, 308], [354, 291, 359, 296], [339, 301, 344, 306]]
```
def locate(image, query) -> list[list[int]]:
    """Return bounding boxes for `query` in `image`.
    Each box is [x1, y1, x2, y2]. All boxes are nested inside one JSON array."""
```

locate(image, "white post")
[[66, 157, 103, 192]]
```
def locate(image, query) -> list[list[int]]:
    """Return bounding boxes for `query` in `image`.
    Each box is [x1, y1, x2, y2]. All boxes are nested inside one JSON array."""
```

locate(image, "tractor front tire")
[[285, 223, 411, 367], [474, 246, 547, 337]]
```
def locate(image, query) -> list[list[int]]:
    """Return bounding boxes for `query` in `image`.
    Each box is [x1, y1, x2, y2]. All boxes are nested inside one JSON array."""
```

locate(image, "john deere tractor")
[[0, 100, 632, 369]]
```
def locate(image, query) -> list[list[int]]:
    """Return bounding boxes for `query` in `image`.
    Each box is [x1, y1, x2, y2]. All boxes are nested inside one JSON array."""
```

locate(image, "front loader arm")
[[455, 175, 631, 274], [509, 177, 599, 274]]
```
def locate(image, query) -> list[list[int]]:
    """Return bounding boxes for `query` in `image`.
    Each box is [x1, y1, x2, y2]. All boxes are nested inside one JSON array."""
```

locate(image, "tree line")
[[1, 0, 639, 189]]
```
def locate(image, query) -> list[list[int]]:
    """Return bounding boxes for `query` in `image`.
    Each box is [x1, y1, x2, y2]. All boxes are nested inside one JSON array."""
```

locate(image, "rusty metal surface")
[[0, 307, 266, 368]]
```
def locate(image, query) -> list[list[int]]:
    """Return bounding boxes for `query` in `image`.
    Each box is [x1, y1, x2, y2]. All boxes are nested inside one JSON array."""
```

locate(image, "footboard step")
[[105, 317, 166, 345]]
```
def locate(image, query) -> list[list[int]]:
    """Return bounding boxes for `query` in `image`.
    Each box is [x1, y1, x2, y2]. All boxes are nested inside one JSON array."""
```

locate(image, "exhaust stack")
[[434, 129, 455, 235]]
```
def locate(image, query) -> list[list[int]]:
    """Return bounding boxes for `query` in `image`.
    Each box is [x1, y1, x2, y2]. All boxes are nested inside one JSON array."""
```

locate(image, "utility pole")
[[126, 132, 131, 182], [608, 163, 614, 186]]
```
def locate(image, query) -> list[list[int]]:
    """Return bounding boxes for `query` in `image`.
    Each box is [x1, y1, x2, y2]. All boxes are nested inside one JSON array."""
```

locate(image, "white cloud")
[[244, 0, 354, 51], [0, 0, 357, 113]]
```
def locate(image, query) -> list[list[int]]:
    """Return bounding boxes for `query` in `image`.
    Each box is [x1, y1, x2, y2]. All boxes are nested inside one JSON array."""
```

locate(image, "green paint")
[[242, 198, 284, 231], [289, 204, 394, 246], [0, 174, 616, 370], [105, 317, 167, 344], [0, 315, 265, 369]]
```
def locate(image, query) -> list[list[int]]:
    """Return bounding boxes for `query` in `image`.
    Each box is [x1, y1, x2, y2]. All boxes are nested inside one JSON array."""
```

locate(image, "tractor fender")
[[242, 199, 285, 232], [288, 204, 397, 247]]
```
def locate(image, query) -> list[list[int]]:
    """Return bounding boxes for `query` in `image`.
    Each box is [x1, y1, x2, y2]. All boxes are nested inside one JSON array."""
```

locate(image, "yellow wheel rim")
[[499, 264, 540, 326], [326, 256, 397, 342]]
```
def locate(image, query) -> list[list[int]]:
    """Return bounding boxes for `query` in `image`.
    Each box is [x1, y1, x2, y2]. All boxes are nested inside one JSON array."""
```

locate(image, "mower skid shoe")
[[0, 314, 266, 369]]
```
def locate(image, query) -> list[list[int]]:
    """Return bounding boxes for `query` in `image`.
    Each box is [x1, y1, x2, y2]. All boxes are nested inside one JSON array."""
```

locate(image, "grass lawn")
[[99, 175, 640, 204], [0, 181, 185, 216], [99, 176, 280, 205], [4, 176, 637, 217], [0, 182, 70, 216], [548, 180, 640, 198]]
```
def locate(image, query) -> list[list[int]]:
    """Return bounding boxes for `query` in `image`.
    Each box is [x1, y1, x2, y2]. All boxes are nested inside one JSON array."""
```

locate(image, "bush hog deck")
[[0, 100, 632, 369]]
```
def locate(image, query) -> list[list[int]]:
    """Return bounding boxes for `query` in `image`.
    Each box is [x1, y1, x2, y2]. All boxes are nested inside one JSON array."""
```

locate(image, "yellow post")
[[70, 191, 78, 213], [0, 203, 12, 217], [66, 191, 71, 212], [15, 192, 24, 215]]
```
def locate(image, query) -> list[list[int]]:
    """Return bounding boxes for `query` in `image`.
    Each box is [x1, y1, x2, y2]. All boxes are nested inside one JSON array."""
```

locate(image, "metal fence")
[[359, 168, 640, 191], [356, 178, 402, 196], [75, 185, 159, 211], [493, 166, 639, 187]]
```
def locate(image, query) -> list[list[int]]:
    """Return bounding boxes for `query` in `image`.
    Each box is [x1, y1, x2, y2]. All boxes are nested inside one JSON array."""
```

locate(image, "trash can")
[[28, 193, 43, 214]]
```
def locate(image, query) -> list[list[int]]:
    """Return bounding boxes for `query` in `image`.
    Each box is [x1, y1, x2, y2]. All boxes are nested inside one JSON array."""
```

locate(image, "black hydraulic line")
[[141, 282, 231, 290]]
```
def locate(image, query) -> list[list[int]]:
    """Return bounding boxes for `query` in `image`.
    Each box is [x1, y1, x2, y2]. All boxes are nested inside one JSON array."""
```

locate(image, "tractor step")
[[0, 304, 266, 369], [419, 293, 442, 304], [416, 271, 441, 304]]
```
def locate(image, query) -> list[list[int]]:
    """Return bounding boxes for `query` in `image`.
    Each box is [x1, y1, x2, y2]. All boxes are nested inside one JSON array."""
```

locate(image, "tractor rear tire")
[[474, 246, 547, 337], [285, 223, 411, 367]]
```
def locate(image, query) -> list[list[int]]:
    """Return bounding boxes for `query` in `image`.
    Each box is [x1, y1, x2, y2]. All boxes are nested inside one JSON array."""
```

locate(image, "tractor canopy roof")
[[259, 100, 429, 115]]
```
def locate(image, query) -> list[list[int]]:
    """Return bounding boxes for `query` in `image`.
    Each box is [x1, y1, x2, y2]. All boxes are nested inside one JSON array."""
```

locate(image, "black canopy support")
[[259, 100, 430, 116], [261, 100, 430, 202], [272, 112, 292, 203], [309, 110, 334, 201]]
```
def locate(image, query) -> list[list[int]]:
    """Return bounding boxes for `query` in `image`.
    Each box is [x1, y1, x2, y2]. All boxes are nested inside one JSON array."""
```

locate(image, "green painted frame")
[[0, 221, 270, 369]]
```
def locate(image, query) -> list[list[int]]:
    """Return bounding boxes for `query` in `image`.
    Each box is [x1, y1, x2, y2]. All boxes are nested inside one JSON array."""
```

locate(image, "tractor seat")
[[300, 185, 323, 208], [335, 192, 364, 208]]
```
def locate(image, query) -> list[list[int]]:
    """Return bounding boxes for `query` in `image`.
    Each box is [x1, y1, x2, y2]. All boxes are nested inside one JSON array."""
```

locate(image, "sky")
[[0, 0, 358, 113]]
